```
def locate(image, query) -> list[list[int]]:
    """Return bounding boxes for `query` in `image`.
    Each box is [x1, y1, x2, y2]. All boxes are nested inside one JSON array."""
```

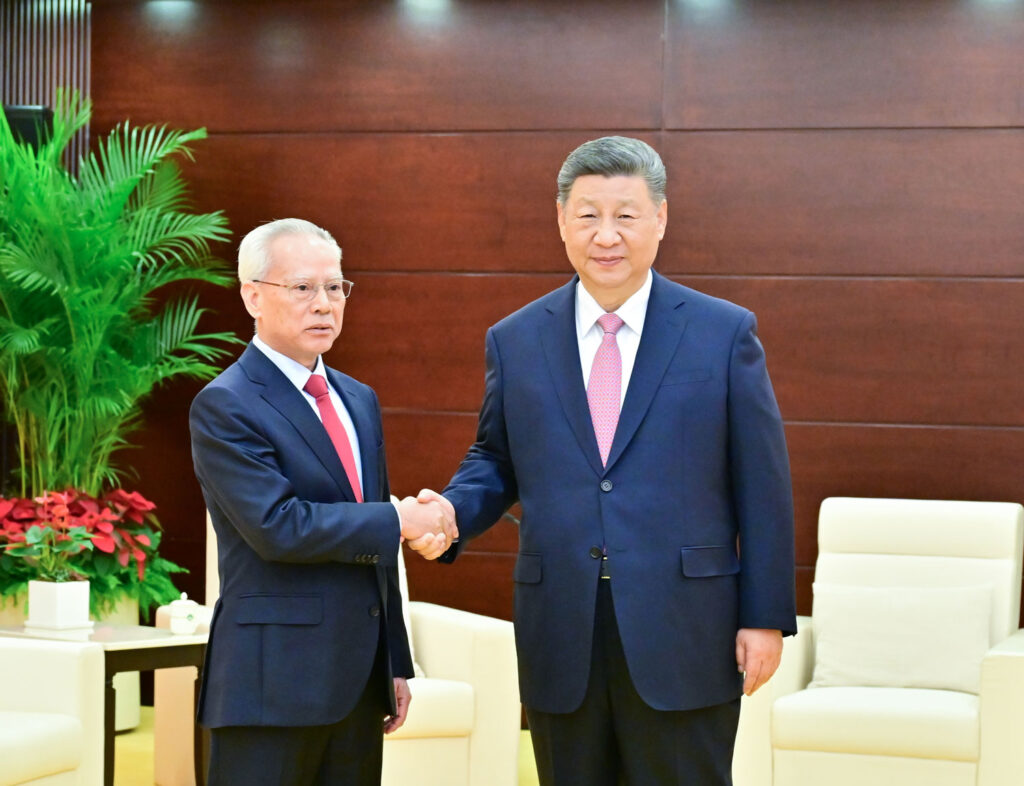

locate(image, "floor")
[[114, 708, 541, 786]]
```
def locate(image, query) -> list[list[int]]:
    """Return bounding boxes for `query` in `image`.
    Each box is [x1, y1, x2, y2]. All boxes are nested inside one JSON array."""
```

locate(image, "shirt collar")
[[252, 334, 328, 392], [575, 269, 653, 340]]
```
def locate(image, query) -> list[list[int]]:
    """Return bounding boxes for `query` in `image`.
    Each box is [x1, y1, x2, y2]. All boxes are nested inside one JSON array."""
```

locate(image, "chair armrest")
[[732, 616, 813, 786], [978, 628, 1024, 786], [408, 601, 520, 786], [0, 638, 105, 785]]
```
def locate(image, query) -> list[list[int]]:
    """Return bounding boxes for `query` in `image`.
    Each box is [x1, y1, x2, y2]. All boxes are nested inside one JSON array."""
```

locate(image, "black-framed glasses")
[[251, 278, 354, 302]]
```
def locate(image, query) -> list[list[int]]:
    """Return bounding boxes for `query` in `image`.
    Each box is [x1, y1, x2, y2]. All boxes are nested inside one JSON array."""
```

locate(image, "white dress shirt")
[[252, 334, 364, 493], [575, 269, 653, 407]]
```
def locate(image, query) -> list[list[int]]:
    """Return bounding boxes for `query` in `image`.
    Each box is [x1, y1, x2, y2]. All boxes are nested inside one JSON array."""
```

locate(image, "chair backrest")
[[815, 497, 1024, 644]]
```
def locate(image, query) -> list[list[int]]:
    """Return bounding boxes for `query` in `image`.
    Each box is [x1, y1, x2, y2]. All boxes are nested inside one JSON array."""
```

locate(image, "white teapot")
[[168, 592, 201, 634]]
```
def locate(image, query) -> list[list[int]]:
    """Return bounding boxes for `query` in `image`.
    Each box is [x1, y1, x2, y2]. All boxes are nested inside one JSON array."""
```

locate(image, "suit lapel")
[[238, 344, 359, 501], [604, 272, 689, 470], [539, 278, 606, 477]]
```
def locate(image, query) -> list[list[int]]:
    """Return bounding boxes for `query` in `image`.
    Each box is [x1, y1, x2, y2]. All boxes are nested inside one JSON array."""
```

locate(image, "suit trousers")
[[525, 579, 740, 786], [207, 629, 391, 786]]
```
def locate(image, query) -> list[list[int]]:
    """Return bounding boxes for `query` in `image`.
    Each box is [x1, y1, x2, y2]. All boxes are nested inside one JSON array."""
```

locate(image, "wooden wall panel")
[[332, 272, 563, 411], [786, 424, 1024, 566], [659, 131, 1024, 277], [91, 0, 664, 133], [178, 133, 619, 274], [685, 277, 1024, 427], [666, 0, 1024, 129]]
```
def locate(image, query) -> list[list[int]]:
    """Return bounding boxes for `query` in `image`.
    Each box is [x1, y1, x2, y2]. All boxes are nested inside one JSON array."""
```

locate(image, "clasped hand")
[[397, 489, 457, 560]]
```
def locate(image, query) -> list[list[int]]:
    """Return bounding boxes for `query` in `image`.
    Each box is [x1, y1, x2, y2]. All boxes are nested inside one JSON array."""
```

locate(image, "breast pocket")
[[661, 367, 712, 386]]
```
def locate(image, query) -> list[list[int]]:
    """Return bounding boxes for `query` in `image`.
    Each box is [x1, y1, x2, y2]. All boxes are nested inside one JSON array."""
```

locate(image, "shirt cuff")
[[389, 495, 403, 543]]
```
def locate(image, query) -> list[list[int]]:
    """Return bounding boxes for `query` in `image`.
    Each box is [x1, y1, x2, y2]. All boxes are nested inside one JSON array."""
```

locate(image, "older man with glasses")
[[189, 218, 456, 786]]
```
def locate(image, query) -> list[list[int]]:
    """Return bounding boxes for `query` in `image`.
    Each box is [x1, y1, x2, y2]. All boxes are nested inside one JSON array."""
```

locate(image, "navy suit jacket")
[[443, 272, 796, 714], [190, 343, 413, 728]]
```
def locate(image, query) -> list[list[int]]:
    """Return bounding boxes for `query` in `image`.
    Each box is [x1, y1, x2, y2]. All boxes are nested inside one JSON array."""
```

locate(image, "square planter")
[[24, 579, 94, 631]]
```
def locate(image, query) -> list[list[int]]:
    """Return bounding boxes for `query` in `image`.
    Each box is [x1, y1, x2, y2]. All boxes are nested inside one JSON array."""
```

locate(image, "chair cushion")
[[385, 677, 474, 740], [810, 582, 991, 693], [0, 710, 82, 786], [773, 687, 979, 762]]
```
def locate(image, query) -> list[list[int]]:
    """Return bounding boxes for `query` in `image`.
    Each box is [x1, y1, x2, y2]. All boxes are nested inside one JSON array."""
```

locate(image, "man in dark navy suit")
[[190, 218, 455, 786], [418, 137, 796, 785]]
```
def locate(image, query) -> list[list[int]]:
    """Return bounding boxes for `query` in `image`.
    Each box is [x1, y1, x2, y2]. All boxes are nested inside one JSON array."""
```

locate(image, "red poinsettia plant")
[[0, 489, 184, 615]]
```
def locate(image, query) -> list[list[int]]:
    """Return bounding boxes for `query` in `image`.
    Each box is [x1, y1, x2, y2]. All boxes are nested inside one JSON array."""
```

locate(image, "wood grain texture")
[[176, 132, 624, 274], [91, 0, 664, 133], [786, 423, 1024, 567], [675, 276, 1024, 428], [666, 0, 1024, 129], [330, 272, 565, 412], [658, 130, 1024, 277]]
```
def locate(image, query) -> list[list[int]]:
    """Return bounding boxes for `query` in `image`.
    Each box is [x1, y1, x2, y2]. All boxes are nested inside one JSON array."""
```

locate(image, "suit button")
[[600, 480, 613, 492], [589, 546, 602, 559], [371, 555, 380, 565], [369, 605, 381, 617]]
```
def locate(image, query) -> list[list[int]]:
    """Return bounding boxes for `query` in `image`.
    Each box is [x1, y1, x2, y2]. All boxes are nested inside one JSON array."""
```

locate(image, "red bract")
[[92, 534, 117, 553], [0, 488, 159, 581]]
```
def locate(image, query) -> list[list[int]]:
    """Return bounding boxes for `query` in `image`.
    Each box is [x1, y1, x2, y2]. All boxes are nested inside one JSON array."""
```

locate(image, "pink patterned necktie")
[[587, 313, 625, 467], [303, 374, 363, 503]]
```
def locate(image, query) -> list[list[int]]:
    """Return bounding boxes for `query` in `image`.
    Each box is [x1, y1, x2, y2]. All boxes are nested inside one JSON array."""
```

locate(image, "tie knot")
[[303, 374, 329, 400], [597, 313, 624, 335]]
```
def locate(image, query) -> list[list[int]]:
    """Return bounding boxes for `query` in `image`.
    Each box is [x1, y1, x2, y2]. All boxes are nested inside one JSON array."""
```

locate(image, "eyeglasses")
[[251, 278, 354, 302]]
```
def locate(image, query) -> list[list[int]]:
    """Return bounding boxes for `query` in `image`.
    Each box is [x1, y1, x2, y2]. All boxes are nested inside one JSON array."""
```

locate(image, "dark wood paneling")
[[659, 131, 1024, 277], [177, 133, 611, 274], [381, 412, 477, 501], [404, 549, 514, 622], [679, 277, 1024, 428], [795, 565, 813, 619], [331, 272, 564, 412], [92, 0, 663, 133], [787, 423, 1024, 566], [666, 0, 1024, 129]]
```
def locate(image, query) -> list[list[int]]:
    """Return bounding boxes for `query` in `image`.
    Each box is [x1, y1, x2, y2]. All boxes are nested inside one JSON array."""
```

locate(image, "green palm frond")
[[0, 88, 238, 496]]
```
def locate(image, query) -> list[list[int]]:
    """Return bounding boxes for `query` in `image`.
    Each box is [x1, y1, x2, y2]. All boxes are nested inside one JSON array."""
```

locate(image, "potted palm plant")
[[0, 88, 240, 621]]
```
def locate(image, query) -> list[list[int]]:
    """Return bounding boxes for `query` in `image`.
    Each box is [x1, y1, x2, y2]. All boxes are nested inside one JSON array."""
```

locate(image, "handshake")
[[396, 489, 458, 561]]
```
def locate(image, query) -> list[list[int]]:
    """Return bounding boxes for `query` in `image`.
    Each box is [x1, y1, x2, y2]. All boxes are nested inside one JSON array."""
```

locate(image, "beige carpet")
[[115, 707, 540, 786]]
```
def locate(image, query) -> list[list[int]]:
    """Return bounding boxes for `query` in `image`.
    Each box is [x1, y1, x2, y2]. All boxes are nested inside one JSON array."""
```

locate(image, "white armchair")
[[0, 637, 104, 786], [732, 497, 1024, 786], [153, 515, 520, 786]]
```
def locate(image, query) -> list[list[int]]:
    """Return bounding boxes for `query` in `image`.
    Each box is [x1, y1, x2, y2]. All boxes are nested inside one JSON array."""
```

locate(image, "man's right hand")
[[397, 492, 457, 560]]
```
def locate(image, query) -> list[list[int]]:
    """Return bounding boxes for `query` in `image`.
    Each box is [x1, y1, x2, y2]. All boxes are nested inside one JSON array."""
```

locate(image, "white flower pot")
[[24, 579, 94, 631]]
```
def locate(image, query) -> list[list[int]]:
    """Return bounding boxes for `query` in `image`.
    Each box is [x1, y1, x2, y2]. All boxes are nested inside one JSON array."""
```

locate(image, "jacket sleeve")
[[727, 311, 797, 636], [440, 327, 520, 562], [190, 382, 402, 567]]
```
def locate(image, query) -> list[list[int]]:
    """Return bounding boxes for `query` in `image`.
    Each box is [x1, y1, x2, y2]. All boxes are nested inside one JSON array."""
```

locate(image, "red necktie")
[[587, 313, 625, 466], [303, 374, 363, 502]]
